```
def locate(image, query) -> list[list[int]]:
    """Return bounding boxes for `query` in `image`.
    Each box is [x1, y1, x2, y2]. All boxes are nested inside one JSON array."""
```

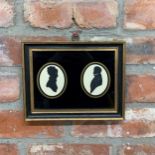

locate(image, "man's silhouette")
[[90, 66, 102, 93], [46, 66, 58, 92]]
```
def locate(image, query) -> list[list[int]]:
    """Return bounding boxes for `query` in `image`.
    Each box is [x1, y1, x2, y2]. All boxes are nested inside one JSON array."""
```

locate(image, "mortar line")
[[126, 103, 155, 109], [0, 137, 155, 144], [14, 0, 25, 27], [111, 145, 118, 155], [2, 26, 155, 37], [116, 0, 125, 35], [18, 143, 27, 155], [1, 102, 155, 111]]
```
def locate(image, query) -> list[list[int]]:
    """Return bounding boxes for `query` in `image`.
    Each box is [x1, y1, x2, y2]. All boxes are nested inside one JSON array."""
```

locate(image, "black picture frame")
[[22, 42, 125, 121]]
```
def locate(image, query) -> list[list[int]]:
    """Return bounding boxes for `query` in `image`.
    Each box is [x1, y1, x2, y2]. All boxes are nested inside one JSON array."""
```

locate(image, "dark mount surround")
[[23, 42, 125, 121]]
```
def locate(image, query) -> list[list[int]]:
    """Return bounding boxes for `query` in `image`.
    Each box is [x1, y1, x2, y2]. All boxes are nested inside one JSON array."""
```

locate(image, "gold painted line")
[[31, 48, 117, 52], [25, 117, 124, 121], [22, 41, 126, 120]]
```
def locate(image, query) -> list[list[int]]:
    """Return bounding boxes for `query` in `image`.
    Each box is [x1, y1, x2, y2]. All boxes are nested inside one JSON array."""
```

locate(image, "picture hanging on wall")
[[22, 42, 125, 121]]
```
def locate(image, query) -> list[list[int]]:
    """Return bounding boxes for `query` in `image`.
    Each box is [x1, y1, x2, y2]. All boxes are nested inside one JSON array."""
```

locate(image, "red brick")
[[73, 1, 118, 28], [0, 111, 63, 138], [110, 120, 155, 138], [120, 145, 155, 155], [5, 36, 154, 66], [0, 144, 18, 155], [0, 36, 68, 66], [91, 37, 155, 64], [109, 108, 155, 138], [0, 37, 21, 66], [126, 75, 155, 103], [28, 144, 110, 155], [71, 109, 155, 138], [0, 76, 19, 103], [24, 1, 72, 29], [125, 0, 155, 29], [126, 37, 155, 64], [0, 0, 14, 27], [72, 121, 108, 137]]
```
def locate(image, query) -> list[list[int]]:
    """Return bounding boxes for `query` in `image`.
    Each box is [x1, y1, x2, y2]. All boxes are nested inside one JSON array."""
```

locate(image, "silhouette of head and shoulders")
[[90, 66, 102, 93], [46, 66, 58, 92]]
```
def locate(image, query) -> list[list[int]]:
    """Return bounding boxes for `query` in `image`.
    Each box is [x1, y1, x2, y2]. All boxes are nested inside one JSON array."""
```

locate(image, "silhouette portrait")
[[46, 66, 58, 92], [90, 66, 102, 93]]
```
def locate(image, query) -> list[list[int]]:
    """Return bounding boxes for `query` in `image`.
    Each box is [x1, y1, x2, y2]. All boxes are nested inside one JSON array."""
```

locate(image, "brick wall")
[[0, 0, 155, 154]]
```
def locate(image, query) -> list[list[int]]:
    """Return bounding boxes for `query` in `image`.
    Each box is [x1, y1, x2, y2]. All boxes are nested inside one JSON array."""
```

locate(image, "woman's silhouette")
[[90, 66, 102, 93], [46, 66, 58, 92]]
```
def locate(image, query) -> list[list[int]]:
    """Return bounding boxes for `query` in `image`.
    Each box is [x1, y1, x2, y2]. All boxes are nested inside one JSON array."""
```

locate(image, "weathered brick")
[[0, 76, 19, 103], [0, 111, 63, 138], [0, 37, 21, 66], [91, 36, 155, 64], [73, 0, 118, 28], [24, 1, 72, 29], [0, 0, 14, 27], [126, 75, 155, 103], [109, 108, 155, 138], [0, 144, 18, 155], [28, 144, 110, 155], [126, 37, 155, 64], [72, 109, 155, 138], [120, 145, 155, 155], [6, 36, 155, 66], [0, 36, 68, 66], [71, 121, 108, 137], [110, 120, 154, 138], [125, 0, 155, 29]]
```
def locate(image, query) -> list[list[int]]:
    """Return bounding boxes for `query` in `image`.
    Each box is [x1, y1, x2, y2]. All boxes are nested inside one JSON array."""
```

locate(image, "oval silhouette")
[[81, 62, 111, 98], [37, 62, 67, 99]]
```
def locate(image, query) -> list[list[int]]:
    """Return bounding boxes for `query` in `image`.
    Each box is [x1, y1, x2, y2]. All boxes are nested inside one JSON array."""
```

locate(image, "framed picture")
[[22, 42, 125, 121]]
